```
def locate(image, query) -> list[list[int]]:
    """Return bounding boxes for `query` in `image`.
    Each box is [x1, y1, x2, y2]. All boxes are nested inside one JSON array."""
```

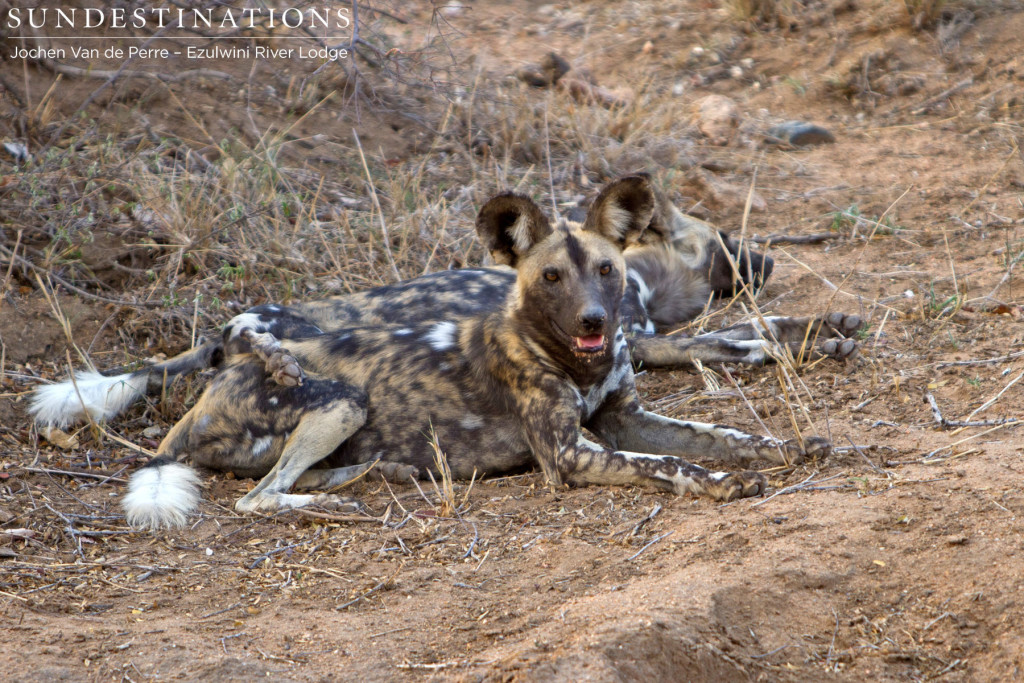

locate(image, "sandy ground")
[[3, 1, 1024, 680]]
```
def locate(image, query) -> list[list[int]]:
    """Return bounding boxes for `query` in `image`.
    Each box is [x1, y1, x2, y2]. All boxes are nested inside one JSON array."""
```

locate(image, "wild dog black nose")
[[579, 307, 606, 330]]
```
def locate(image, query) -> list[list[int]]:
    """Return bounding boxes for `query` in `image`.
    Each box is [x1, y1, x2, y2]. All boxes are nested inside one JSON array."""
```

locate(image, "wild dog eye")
[[544, 269, 560, 283], [599, 262, 613, 276]]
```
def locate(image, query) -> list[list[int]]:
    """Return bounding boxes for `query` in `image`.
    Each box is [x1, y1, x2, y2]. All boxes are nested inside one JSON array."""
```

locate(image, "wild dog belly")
[[287, 323, 534, 478]]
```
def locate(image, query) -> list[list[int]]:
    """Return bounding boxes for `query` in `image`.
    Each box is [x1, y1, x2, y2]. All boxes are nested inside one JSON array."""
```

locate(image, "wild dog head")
[[476, 175, 656, 380], [643, 186, 774, 296]]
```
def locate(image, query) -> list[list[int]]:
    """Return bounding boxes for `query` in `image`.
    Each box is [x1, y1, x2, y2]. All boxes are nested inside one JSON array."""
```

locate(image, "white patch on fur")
[[265, 305, 281, 313], [268, 396, 279, 406], [735, 340, 769, 365], [654, 415, 754, 444], [460, 414, 484, 430], [394, 328, 413, 336], [252, 435, 274, 457], [582, 357, 631, 418], [423, 321, 458, 351], [30, 371, 148, 428], [123, 461, 201, 529], [627, 269, 652, 308], [226, 312, 268, 340]]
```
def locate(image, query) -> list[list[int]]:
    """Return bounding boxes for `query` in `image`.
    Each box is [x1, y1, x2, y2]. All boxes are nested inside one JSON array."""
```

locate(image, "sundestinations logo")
[[5, 5, 353, 62], [5, 6, 352, 31]]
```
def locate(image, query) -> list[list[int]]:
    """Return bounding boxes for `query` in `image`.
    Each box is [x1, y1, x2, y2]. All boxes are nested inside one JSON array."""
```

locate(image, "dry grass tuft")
[[722, 0, 799, 27]]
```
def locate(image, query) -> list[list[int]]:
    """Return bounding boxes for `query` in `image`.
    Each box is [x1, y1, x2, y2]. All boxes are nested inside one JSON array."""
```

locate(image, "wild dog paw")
[[308, 493, 363, 512], [265, 349, 304, 387], [819, 337, 859, 361], [242, 329, 305, 386], [823, 312, 862, 338], [779, 436, 832, 465], [706, 471, 766, 501], [369, 461, 421, 482]]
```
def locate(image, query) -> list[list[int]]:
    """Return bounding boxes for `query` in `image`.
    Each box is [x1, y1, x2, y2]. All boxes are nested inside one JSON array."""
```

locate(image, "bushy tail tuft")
[[30, 371, 148, 429], [29, 341, 223, 429], [123, 457, 201, 529]]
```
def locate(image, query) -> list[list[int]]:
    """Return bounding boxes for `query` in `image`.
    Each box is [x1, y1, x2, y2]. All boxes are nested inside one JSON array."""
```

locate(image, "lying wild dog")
[[122, 176, 832, 529], [30, 179, 860, 429]]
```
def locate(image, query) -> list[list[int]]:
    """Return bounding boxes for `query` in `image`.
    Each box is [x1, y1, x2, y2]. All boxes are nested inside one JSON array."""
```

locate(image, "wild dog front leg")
[[517, 382, 765, 502], [586, 390, 831, 467], [566, 435, 766, 501], [714, 313, 862, 361], [629, 334, 777, 368]]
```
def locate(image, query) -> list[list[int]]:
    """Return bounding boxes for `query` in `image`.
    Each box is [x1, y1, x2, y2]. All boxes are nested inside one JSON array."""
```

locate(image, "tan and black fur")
[[30, 181, 860, 429], [122, 176, 831, 529]]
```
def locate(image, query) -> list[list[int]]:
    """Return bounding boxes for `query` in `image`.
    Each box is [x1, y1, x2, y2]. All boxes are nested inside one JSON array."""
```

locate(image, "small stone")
[[539, 52, 572, 84], [516, 65, 552, 88], [946, 535, 968, 546], [41, 427, 79, 450], [766, 120, 836, 147], [693, 94, 740, 146]]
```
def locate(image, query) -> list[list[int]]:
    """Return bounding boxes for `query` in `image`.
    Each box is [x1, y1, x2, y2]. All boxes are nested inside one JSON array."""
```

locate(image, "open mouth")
[[572, 334, 606, 353], [550, 320, 609, 357]]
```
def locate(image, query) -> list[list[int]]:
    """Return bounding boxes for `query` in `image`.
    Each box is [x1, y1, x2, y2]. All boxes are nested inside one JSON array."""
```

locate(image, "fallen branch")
[[296, 508, 382, 524], [925, 392, 1022, 429], [751, 472, 846, 507], [0, 244, 162, 308], [21, 467, 127, 483], [626, 530, 674, 562], [749, 232, 838, 245], [936, 350, 1024, 368], [909, 77, 973, 115]]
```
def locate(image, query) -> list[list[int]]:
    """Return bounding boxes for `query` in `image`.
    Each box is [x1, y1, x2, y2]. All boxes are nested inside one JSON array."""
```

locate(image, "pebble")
[[766, 120, 836, 146], [693, 94, 739, 146]]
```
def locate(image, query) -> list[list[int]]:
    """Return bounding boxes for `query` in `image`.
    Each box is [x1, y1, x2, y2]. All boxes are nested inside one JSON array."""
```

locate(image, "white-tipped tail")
[[30, 371, 148, 428], [123, 460, 201, 529]]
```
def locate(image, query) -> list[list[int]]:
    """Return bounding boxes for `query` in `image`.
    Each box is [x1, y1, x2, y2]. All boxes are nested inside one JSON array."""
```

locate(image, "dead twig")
[[20, 467, 127, 484], [626, 530, 674, 561], [936, 350, 1024, 368], [0, 244, 161, 308], [907, 77, 973, 115], [924, 392, 1018, 429], [748, 232, 838, 245], [336, 568, 400, 611], [751, 472, 846, 507]]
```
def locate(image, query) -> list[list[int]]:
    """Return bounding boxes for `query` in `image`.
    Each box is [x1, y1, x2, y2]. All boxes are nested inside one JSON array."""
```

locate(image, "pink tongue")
[[575, 334, 605, 350]]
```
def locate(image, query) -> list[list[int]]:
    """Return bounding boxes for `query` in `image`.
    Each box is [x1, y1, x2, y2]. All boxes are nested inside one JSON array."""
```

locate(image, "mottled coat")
[[121, 176, 831, 530]]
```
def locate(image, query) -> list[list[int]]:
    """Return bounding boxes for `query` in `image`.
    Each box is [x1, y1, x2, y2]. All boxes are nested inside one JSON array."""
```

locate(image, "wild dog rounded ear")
[[635, 182, 678, 246], [583, 174, 656, 249], [476, 193, 552, 267]]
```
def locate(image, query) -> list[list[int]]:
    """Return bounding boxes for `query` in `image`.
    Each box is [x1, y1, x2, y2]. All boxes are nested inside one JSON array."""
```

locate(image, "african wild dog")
[[122, 175, 831, 529], [29, 179, 860, 430]]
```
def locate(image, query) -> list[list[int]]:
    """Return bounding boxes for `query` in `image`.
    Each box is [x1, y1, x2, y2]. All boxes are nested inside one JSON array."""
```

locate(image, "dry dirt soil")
[[3, 1, 1024, 681]]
